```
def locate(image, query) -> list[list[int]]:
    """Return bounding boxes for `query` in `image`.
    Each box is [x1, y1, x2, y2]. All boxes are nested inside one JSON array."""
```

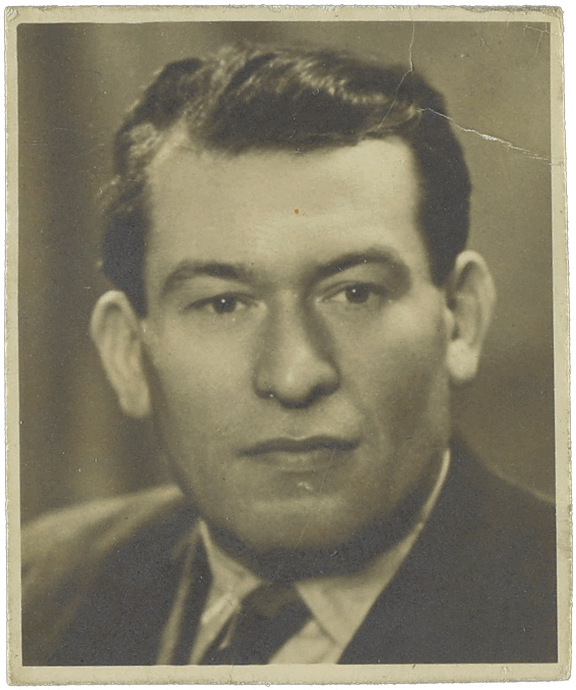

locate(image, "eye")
[[328, 283, 386, 306], [343, 284, 373, 304], [209, 295, 239, 314], [188, 294, 247, 315]]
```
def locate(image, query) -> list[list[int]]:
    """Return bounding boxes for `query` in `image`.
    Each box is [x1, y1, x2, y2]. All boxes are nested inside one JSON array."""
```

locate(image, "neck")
[[205, 451, 446, 583]]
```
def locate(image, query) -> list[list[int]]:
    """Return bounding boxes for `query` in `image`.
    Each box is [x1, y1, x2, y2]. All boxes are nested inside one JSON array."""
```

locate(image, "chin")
[[239, 497, 360, 550], [245, 525, 345, 553], [225, 518, 342, 554], [207, 503, 412, 582]]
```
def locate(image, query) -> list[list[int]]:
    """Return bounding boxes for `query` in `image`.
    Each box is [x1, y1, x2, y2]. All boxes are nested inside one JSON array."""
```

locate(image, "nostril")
[[259, 377, 339, 409]]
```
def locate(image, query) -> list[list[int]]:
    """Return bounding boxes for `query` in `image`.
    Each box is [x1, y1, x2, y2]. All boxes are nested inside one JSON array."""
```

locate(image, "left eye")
[[209, 295, 240, 314], [330, 284, 385, 305], [342, 285, 373, 304]]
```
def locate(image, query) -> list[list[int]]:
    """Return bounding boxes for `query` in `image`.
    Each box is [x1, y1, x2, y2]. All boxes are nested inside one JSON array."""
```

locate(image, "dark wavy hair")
[[102, 42, 471, 315]]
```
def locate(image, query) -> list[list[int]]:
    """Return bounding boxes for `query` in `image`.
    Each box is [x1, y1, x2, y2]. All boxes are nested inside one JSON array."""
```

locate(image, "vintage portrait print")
[[6, 5, 569, 685]]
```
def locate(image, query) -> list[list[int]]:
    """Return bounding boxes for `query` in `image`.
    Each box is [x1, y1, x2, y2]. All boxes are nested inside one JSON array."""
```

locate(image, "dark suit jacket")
[[22, 443, 557, 665]]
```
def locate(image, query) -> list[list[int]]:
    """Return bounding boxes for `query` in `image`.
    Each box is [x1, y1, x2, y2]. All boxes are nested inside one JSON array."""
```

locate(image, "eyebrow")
[[160, 247, 408, 300], [313, 248, 408, 282], [161, 260, 256, 299]]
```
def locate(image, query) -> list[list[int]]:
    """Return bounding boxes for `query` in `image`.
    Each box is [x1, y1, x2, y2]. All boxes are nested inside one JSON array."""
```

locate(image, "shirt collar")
[[197, 520, 263, 628]]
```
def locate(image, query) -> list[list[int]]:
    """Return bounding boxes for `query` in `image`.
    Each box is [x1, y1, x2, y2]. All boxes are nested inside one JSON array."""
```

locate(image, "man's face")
[[140, 137, 454, 552]]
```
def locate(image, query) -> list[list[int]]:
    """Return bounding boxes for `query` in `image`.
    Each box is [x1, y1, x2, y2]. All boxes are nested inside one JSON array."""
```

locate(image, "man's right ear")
[[90, 291, 152, 419]]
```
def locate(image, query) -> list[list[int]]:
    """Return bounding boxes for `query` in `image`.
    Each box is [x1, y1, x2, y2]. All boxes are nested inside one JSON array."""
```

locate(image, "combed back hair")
[[102, 42, 471, 314]]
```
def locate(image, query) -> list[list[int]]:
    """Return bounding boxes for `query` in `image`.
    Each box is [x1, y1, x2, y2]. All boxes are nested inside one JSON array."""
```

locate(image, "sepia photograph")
[[6, 5, 569, 684]]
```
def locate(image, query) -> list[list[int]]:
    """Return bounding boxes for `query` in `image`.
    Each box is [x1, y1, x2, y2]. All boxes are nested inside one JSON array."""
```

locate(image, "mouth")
[[239, 436, 359, 473]]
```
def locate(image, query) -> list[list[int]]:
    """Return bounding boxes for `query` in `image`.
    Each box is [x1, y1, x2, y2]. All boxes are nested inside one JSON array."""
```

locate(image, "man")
[[22, 42, 557, 666]]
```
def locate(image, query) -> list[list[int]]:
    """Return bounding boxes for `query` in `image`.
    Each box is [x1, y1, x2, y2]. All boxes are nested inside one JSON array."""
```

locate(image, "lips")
[[239, 436, 359, 473], [241, 435, 358, 456]]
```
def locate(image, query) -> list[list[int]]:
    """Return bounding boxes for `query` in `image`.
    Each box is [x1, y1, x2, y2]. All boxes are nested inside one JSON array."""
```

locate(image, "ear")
[[445, 251, 496, 386], [90, 291, 152, 418]]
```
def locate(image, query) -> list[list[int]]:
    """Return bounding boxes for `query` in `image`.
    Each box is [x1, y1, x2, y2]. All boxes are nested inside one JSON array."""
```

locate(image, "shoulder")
[[22, 484, 190, 665], [344, 443, 557, 664], [408, 442, 557, 661], [444, 442, 556, 564], [23, 484, 186, 590]]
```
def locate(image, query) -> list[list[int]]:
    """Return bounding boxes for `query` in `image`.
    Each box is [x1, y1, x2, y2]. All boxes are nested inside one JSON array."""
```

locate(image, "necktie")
[[201, 583, 311, 665]]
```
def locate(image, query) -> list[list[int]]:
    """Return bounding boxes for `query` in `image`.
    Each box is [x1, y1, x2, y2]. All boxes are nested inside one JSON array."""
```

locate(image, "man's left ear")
[[445, 250, 496, 386]]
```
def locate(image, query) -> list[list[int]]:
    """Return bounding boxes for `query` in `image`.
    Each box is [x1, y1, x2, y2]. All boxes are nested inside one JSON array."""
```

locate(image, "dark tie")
[[201, 583, 311, 665]]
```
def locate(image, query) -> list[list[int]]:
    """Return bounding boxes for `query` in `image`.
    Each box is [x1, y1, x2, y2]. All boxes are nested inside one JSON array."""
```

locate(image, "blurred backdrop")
[[18, 21, 554, 522]]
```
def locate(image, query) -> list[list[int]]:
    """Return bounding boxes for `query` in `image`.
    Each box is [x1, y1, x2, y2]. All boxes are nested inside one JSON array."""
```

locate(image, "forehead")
[[149, 134, 419, 214], [145, 137, 427, 287]]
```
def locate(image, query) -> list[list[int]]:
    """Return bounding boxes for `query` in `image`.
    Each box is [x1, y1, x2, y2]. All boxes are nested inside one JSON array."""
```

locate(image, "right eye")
[[187, 293, 250, 316]]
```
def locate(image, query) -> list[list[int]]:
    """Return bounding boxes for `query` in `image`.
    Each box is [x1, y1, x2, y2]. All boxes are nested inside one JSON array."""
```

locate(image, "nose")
[[253, 300, 340, 408]]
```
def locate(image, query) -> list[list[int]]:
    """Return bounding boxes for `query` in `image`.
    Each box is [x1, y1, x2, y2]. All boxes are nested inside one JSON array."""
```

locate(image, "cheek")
[[387, 344, 448, 422], [346, 307, 452, 493], [143, 340, 245, 450], [144, 356, 239, 506], [148, 331, 247, 402], [352, 307, 448, 409], [349, 326, 450, 505]]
